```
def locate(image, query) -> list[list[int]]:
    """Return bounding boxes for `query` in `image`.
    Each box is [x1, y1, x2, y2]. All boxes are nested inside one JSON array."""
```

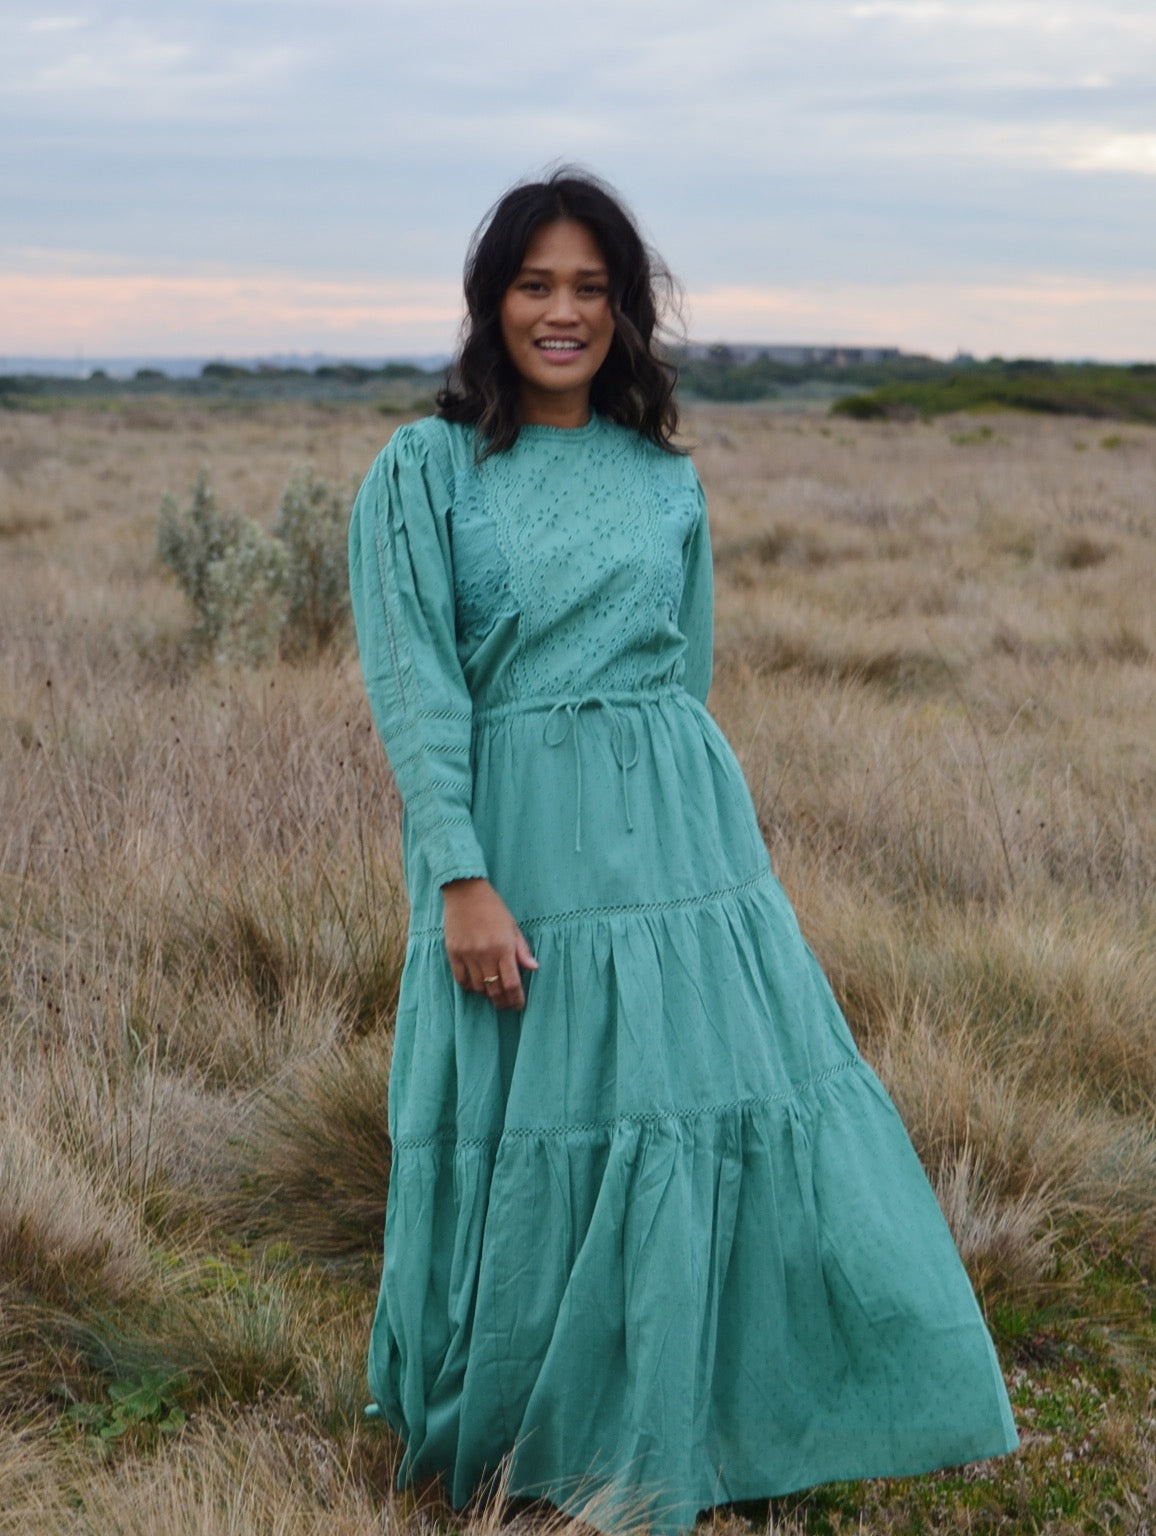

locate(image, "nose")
[[544, 285, 580, 324]]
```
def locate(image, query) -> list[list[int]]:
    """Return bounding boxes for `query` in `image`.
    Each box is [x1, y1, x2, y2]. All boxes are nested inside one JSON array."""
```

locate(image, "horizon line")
[[5, 344, 1154, 375]]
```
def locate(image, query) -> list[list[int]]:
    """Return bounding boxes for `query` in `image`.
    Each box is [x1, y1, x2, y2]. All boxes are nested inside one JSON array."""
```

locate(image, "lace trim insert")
[[407, 867, 773, 940], [392, 1057, 862, 1150]]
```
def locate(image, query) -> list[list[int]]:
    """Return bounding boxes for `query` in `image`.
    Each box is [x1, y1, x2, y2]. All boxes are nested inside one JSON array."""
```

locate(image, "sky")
[[2, 0, 1154, 362]]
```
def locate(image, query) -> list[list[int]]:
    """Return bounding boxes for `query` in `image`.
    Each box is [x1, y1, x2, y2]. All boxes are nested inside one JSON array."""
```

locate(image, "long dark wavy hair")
[[436, 169, 683, 456]]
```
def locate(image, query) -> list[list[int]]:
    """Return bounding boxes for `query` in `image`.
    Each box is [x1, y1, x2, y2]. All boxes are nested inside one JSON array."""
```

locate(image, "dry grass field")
[[1, 400, 1153, 1534]]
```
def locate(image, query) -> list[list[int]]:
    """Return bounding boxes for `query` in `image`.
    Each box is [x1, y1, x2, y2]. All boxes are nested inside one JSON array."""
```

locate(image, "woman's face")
[[499, 218, 616, 427]]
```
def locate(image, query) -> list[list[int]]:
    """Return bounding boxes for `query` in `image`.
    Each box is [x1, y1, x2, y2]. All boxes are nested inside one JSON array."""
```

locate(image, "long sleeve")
[[349, 422, 488, 888], [678, 473, 714, 704]]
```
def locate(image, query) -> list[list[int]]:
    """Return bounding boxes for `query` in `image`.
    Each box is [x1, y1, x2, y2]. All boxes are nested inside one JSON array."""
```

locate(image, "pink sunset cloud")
[[0, 271, 464, 356], [4, 269, 1152, 364]]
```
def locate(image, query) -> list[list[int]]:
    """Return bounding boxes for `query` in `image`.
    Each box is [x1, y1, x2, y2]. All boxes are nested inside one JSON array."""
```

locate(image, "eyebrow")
[[518, 265, 609, 278]]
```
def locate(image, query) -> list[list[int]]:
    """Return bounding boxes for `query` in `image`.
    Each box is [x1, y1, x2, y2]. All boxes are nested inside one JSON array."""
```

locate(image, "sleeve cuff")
[[427, 829, 489, 889]]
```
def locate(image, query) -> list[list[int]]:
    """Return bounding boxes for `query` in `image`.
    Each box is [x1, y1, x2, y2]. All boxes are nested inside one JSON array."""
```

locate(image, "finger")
[[449, 957, 470, 990], [495, 953, 525, 1012], [474, 963, 503, 999], [514, 929, 539, 971]]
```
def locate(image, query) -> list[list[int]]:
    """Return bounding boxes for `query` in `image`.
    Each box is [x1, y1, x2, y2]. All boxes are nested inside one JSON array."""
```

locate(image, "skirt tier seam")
[[391, 1055, 860, 1150], [407, 867, 774, 941]]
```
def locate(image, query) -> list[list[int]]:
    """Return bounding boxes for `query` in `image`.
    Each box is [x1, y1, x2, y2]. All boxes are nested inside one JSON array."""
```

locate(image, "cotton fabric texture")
[[349, 413, 1018, 1535]]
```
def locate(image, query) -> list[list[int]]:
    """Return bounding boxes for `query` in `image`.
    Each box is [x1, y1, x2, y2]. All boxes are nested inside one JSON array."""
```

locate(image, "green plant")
[[950, 424, 995, 445], [831, 360, 1156, 423], [273, 468, 355, 655], [159, 469, 355, 664], [200, 519, 289, 665], [58, 1369, 188, 1445], [157, 473, 287, 664]]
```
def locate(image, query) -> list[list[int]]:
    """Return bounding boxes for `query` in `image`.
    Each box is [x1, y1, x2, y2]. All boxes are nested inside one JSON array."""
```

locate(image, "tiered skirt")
[[370, 688, 1018, 1534]]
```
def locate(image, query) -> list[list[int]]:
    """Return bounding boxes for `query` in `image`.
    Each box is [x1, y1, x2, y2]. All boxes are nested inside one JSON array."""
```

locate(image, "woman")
[[349, 169, 1017, 1534]]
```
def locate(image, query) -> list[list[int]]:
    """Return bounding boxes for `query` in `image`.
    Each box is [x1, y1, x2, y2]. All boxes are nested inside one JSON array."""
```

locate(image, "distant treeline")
[[0, 359, 438, 410], [674, 347, 1156, 422], [830, 359, 1156, 423], [2, 352, 1154, 423], [671, 345, 946, 402]]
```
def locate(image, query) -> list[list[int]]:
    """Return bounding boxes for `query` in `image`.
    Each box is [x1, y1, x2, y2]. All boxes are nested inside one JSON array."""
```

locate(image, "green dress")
[[349, 413, 1017, 1534]]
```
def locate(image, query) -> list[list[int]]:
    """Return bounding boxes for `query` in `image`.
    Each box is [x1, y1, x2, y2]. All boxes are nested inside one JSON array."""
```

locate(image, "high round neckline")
[[516, 413, 603, 441]]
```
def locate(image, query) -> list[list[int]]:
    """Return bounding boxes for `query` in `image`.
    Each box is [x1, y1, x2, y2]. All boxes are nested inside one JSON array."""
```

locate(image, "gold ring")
[[482, 975, 500, 985]]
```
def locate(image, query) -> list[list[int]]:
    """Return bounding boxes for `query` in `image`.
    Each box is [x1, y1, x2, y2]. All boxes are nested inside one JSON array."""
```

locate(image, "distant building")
[[683, 343, 903, 366]]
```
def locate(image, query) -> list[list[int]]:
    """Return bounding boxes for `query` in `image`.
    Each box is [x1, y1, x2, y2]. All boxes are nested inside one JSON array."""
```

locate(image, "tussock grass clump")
[[724, 624, 946, 695], [163, 864, 407, 1058], [1053, 532, 1112, 570], [932, 1147, 1056, 1304], [907, 905, 1156, 1117], [0, 1126, 152, 1311], [0, 1412, 642, 1536], [69, 1257, 325, 1407], [0, 1415, 398, 1536], [219, 1034, 394, 1257]]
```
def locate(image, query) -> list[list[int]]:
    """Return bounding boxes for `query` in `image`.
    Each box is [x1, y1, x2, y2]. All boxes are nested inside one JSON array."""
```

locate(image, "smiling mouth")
[[535, 339, 585, 353]]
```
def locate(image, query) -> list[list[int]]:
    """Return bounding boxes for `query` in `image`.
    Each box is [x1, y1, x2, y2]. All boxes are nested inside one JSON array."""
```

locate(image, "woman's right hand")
[[442, 878, 539, 1010]]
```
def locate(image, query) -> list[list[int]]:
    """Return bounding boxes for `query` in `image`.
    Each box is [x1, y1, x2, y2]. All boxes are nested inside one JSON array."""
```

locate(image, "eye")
[[517, 279, 548, 294], [578, 283, 608, 297]]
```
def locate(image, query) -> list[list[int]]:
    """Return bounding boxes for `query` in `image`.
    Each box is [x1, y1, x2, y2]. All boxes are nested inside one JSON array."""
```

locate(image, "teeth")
[[538, 340, 583, 351]]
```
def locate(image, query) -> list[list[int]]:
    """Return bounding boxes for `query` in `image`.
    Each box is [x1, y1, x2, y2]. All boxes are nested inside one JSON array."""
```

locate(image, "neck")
[[517, 385, 593, 430]]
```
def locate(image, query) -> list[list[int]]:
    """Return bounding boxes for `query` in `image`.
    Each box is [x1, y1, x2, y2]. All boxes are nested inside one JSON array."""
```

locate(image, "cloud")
[[26, 15, 88, 33], [5, 9, 310, 114], [846, 0, 1156, 41], [0, 270, 463, 354], [4, 264, 1152, 362], [1065, 132, 1156, 173], [1, 0, 1152, 357], [687, 274, 1156, 360]]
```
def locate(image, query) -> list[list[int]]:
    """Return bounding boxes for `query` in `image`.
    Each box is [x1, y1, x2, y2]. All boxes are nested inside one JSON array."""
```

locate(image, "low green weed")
[[57, 1369, 187, 1447]]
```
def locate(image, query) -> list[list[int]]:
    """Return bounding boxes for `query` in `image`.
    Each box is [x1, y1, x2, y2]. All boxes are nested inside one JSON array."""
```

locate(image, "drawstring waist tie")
[[475, 687, 683, 855], [544, 697, 640, 854]]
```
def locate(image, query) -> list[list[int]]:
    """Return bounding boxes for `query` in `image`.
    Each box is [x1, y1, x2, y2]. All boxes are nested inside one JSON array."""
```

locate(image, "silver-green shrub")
[[157, 472, 231, 620], [158, 469, 353, 665], [273, 468, 354, 657], [200, 519, 289, 665], [158, 473, 288, 665]]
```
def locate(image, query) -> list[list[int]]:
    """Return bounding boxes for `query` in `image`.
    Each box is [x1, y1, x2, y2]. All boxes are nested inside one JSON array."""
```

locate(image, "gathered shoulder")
[[386, 414, 471, 454], [377, 415, 475, 485], [354, 418, 479, 541]]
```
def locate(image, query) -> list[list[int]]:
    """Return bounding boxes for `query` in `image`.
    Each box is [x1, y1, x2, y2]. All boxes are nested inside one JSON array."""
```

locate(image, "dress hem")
[[376, 1415, 1021, 1536]]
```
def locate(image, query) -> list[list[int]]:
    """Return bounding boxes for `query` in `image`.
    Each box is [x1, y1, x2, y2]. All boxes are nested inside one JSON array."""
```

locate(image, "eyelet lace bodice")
[[446, 417, 704, 704]]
